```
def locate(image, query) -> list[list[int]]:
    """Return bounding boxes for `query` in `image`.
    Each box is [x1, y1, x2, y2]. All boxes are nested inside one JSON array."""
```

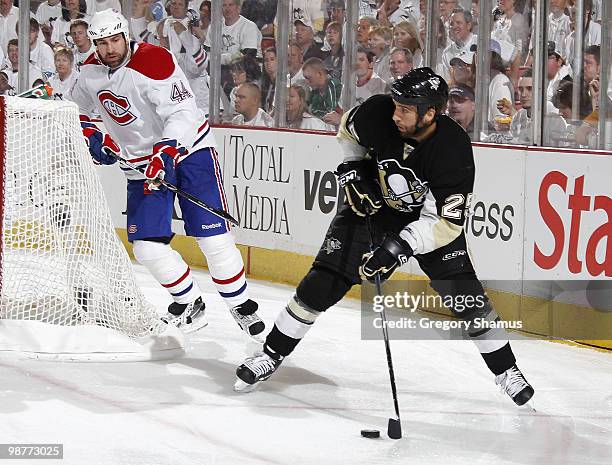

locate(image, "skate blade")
[[233, 378, 260, 393], [182, 318, 209, 334], [247, 331, 265, 344]]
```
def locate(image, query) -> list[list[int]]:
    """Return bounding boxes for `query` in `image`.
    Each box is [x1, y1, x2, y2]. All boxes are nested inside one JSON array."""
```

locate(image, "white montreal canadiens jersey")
[[69, 42, 215, 180]]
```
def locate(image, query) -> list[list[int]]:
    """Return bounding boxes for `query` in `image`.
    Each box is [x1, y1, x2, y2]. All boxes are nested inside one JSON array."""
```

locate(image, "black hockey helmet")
[[391, 67, 449, 119]]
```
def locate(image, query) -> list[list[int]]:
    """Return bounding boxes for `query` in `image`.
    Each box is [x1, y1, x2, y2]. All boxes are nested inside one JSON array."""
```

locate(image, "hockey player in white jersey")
[[70, 9, 265, 340]]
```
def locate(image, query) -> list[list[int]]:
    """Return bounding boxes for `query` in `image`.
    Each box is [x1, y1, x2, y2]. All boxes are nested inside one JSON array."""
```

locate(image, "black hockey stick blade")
[[105, 150, 239, 226], [388, 418, 402, 439]]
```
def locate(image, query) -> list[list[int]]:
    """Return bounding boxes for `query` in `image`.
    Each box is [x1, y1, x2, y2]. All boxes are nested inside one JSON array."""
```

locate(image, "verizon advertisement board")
[[97, 127, 610, 284]]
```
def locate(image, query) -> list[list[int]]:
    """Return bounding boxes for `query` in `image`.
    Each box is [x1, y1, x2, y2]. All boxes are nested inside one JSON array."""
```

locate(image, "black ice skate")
[[234, 349, 283, 393], [495, 365, 534, 406], [161, 297, 207, 334], [229, 299, 266, 342]]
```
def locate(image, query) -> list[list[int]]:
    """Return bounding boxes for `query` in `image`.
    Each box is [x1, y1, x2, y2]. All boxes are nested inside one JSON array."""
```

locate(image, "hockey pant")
[[264, 205, 516, 375]]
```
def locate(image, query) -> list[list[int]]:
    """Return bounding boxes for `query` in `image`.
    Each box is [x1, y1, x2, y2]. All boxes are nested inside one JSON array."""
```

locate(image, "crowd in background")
[[0, 0, 609, 149]]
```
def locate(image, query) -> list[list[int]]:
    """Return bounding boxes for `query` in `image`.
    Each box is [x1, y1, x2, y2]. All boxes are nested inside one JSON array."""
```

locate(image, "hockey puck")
[[360, 429, 381, 438]]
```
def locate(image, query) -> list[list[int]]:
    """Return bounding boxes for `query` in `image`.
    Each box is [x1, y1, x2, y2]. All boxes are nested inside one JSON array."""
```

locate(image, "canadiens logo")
[[98, 90, 137, 125], [377, 159, 428, 212]]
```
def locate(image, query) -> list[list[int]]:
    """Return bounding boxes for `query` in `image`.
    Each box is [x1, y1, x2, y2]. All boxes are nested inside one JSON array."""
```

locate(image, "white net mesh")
[[0, 97, 165, 344]]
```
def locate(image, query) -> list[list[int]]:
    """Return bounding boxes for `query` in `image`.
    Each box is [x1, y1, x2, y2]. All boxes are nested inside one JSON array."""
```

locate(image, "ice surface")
[[1, 265, 611, 465]]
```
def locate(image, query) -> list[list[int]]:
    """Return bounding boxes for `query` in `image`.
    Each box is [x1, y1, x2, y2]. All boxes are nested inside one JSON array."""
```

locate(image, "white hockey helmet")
[[88, 9, 130, 42]]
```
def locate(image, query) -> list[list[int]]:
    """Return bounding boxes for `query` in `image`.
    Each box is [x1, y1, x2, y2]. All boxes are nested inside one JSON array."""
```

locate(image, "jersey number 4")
[[171, 81, 192, 103], [442, 193, 473, 220]]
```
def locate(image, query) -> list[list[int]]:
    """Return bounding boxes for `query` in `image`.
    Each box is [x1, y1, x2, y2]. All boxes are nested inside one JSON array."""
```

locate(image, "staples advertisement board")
[[524, 152, 611, 280]]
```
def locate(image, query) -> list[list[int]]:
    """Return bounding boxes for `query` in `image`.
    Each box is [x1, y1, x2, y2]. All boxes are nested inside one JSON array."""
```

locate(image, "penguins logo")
[[377, 159, 428, 212], [324, 237, 342, 255]]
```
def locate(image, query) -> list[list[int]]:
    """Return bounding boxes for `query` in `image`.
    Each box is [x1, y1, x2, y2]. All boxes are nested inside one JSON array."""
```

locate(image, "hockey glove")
[[80, 116, 120, 165], [335, 160, 383, 217], [361, 232, 413, 283], [144, 139, 189, 189]]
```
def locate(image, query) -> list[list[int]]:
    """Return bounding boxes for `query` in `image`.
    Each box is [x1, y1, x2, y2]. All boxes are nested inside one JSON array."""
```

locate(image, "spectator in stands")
[[508, 68, 534, 143], [220, 0, 261, 95], [288, 41, 306, 88], [0, 0, 19, 54], [447, 83, 476, 135], [52, 0, 90, 47], [232, 82, 274, 127], [323, 21, 344, 81], [229, 55, 261, 115], [131, 0, 165, 45], [303, 57, 342, 119], [3, 39, 45, 91], [492, 0, 529, 63], [577, 44, 601, 120], [357, 16, 377, 48], [21, 19, 55, 79], [48, 48, 78, 101], [260, 46, 276, 113], [0, 69, 12, 95], [392, 20, 423, 68], [359, 1, 378, 18], [449, 49, 475, 88], [240, 0, 277, 34], [439, 0, 458, 41], [387, 47, 413, 87], [441, 8, 477, 83], [552, 80, 574, 121], [289, 0, 325, 36], [377, 0, 418, 27], [368, 26, 392, 84], [327, 0, 345, 25], [191, 1, 212, 46], [69, 20, 95, 71], [155, 0, 211, 112], [548, 0, 571, 54], [525, 0, 571, 67], [295, 17, 326, 61], [36, 0, 62, 46], [286, 84, 334, 131], [564, 1, 601, 74], [546, 41, 571, 107], [353, 46, 387, 104], [324, 47, 387, 127]]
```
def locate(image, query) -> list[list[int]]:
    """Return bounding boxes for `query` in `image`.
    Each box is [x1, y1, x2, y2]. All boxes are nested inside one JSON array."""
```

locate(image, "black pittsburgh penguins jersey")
[[336, 94, 474, 255]]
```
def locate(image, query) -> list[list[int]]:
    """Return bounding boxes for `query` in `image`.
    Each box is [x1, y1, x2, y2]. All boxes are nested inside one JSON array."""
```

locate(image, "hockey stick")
[[105, 150, 239, 227], [365, 212, 402, 440]]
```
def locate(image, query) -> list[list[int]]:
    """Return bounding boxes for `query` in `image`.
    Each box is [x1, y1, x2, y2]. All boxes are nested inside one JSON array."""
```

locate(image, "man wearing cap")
[[447, 83, 475, 135], [441, 8, 477, 83], [294, 17, 327, 61], [449, 49, 474, 87]]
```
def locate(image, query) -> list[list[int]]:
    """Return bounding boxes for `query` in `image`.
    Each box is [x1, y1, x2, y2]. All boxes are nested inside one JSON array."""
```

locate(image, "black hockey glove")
[[335, 160, 383, 217], [361, 232, 413, 283]]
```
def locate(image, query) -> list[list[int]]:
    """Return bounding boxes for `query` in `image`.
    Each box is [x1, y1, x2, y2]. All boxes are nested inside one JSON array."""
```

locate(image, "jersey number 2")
[[442, 193, 473, 220]]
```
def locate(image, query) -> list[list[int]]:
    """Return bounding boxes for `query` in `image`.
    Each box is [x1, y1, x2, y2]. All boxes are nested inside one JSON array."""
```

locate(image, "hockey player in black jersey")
[[234, 68, 534, 406]]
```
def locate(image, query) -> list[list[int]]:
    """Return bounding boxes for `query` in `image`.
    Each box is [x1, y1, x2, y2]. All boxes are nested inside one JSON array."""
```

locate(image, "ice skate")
[[495, 365, 534, 406], [234, 350, 283, 393], [229, 299, 266, 342], [161, 297, 207, 334]]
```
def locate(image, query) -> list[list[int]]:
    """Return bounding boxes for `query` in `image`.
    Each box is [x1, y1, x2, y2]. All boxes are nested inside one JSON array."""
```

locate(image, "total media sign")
[[524, 152, 611, 279]]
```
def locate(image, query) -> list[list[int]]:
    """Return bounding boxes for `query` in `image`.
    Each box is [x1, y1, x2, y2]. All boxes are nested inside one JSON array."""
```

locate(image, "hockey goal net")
[[0, 97, 184, 361]]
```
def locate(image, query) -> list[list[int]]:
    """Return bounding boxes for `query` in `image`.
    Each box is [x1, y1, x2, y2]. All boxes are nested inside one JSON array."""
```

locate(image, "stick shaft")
[[107, 151, 239, 227], [365, 214, 402, 423]]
